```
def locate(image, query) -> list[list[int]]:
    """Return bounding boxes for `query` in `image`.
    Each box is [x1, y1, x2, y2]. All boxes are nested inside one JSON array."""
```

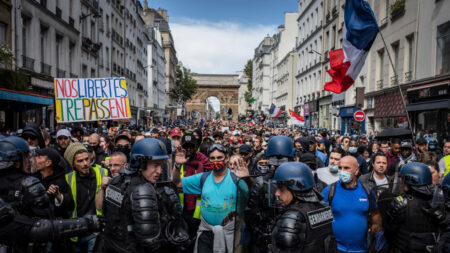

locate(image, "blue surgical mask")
[[349, 147, 358, 154], [338, 170, 352, 184], [329, 165, 339, 173]]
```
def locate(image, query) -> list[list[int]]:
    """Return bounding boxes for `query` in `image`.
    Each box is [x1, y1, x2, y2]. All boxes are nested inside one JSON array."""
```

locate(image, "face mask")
[[211, 161, 226, 172], [349, 147, 358, 154], [340, 144, 346, 149], [372, 149, 378, 154], [256, 164, 269, 174], [365, 158, 370, 163], [338, 170, 353, 184], [329, 165, 339, 173]]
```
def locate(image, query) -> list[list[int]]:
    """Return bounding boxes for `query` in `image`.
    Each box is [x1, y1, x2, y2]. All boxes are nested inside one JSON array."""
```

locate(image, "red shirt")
[[385, 151, 399, 169], [183, 152, 211, 211]]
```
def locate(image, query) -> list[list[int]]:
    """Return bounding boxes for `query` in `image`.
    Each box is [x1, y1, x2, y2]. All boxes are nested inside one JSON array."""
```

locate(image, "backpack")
[[199, 170, 238, 192]]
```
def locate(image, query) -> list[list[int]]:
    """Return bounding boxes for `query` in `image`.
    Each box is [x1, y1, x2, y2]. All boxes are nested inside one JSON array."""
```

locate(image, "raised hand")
[[175, 146, 188, 165], [232, 156, 249, 178]]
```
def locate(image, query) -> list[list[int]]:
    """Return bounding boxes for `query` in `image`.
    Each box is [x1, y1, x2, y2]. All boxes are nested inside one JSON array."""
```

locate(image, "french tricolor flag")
[[324, 0, 379, 94], [268, 103, 282, 118]]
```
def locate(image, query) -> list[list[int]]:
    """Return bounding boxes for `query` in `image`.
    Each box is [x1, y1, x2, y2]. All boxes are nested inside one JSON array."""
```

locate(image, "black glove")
[[421, 203, 446, 223], [386, 195, 407, 223], [85, 215, 105, 232]]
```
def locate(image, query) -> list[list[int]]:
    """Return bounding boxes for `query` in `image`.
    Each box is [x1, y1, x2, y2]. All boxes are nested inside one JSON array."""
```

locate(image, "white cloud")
[[171, 19, 277, 74]]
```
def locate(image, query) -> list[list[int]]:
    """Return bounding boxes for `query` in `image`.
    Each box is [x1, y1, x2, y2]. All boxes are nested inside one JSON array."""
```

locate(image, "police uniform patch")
[[158, 141, 165, 151], [105, 184, 124, 207], [307, 206, 334, 229]]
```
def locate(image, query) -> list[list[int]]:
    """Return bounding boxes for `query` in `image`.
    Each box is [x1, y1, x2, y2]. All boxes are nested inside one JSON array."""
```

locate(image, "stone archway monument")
[[186, 74, 240, 121]]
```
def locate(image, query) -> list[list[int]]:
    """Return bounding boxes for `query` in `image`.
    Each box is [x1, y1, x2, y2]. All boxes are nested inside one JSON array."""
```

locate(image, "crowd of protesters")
[[0, 119, 449, 253]]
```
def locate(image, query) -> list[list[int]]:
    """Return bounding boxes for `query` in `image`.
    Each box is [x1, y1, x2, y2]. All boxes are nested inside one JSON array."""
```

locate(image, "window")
[[69, 43, 74, 73], [82, 64, 87, 77], [437, 21, 450, 75], [40, 26, 48, 64], [81, 14, 87, 37], [22, 17, 29, 57], [377, 49, 384, 82], [106, 47, 109, 68], [331, 25, 336, 50], [391, 41, 400, 80], [0, 22, 6, 45], [406, 34, 414, 80], [91, 21, 95, 41], [56, 35, 62, 69], [91, 68, 96, 78], [106, 15, 110, 32]]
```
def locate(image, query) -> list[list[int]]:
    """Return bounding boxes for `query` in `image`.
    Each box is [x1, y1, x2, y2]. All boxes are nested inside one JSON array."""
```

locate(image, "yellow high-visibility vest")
[[65, 165, 108, 242], [178, 164, 202, 219], [444, 155, 450, 176]]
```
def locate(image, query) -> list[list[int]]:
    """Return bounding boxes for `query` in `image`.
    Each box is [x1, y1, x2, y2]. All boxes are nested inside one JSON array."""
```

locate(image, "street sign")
[[353, 110, 365, 122]]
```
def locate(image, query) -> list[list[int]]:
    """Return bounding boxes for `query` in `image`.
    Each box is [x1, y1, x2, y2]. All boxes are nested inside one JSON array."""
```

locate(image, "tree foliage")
[[243, 59, 253, 107], [173, 65, 198, 103]]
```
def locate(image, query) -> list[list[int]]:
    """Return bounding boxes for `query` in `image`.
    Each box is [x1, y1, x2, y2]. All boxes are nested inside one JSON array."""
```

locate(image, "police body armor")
[[384, 194, 439, 252], [103, 171, 188, 253], [245, 176, 281, 250], [272, 201, 337, 253]]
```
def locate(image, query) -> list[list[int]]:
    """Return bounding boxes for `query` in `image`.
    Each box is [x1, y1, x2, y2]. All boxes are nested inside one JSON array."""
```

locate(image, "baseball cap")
[[170, 128, 182, 138], [36, 148, 61, 168], [144, 132, 151, 137], [182, 133, 197, 147], [239, 144, 252, 155], [360, 134, 367, 139], [401, 141, 413, 149], [56, 129, 72, 138]]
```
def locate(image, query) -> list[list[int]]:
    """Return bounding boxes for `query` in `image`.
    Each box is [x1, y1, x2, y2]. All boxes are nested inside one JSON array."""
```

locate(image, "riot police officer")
[[102, 138, 189, 253], [380, 162, 440, 252], [271, 162, 337, 253], [0, 139, 103, 253], [245, 136, 294, 252], [437, 173, 450, 252]]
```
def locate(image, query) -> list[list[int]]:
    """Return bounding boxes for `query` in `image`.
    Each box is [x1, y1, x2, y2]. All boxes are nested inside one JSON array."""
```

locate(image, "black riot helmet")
[[0, 140, 20, 170], [130, 138, 169, 169], [400, 162, 433, 195]]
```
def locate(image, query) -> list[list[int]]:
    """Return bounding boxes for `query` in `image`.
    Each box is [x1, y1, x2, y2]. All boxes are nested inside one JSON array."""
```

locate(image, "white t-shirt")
[[373, 176, 388, 186], [316, 167, 339, 185]]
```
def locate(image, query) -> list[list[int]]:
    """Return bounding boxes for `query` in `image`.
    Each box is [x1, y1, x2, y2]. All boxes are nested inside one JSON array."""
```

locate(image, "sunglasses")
[[23, 135, 38, 141]]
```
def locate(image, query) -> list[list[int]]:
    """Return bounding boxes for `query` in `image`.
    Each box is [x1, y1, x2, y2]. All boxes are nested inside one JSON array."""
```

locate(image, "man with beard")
[[173, 143, 249, 252], [387, 140, 417, 176], [172, 133, 211, 251], [245, 136, 295, 252], [54, 129, 72, 157], [89, 133, 107, 166], [64, 143, 109, 253]]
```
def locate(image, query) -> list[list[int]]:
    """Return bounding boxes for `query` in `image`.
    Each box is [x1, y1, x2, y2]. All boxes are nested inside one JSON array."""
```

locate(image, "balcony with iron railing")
[[404, 71, 412, 82], [22, 55, 34, 71], [41, 62, 51, 76], [57, 68, 66, 78], [390, 75, 398, 85], [377, 80, 384, 89]]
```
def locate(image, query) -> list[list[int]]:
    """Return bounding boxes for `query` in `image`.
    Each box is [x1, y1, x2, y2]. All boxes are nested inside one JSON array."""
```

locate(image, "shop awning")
[[405, 99, 450, 112], [0, 88, 53, 106]]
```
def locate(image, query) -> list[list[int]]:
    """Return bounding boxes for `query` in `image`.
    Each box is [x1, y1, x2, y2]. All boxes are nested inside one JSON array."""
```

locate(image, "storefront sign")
[[353, 110, 365, 122], [54, 77, 131, 123], [304, 103, 310, 116]]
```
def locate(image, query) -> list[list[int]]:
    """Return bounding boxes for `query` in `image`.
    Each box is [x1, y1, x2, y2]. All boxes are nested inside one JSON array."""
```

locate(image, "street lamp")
[[80, 12, 101, 20]]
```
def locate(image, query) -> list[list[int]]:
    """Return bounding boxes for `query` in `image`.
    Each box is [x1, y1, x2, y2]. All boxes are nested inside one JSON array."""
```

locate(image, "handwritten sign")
[[54, 77, 131, 123]]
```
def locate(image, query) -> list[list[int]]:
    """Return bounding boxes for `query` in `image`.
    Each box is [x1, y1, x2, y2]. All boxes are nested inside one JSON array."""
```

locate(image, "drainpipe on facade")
[[414, 0, 420, 80]]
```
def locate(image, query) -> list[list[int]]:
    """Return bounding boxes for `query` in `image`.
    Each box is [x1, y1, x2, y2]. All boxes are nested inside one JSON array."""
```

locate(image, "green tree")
[[174, 65, 198, 102], [243, 59, 253, 107]]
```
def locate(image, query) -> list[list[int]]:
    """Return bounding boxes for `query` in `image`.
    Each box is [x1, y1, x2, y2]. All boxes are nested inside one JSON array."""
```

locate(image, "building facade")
[[147, 25, 166, 123], [252, 36, 274, 114]]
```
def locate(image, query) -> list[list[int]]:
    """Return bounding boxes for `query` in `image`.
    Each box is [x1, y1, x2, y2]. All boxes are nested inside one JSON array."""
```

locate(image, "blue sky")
[[143, 0, 299, 74]]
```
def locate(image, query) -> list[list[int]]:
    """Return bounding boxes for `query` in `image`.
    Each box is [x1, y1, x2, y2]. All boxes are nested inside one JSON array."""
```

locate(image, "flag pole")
[[378, 31, 416, 145]]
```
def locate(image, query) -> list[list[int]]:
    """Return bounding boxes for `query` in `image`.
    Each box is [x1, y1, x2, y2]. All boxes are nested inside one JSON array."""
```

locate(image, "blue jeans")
[[73, 233, 97, 253]]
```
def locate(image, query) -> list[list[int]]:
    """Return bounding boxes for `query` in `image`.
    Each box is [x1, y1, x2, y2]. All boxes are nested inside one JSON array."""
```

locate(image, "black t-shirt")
[[76, 168, 97, 217]]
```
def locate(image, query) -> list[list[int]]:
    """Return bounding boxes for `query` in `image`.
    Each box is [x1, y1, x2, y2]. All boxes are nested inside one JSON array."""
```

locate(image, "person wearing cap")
[[438, 141, 450, 176], [387, 140, 417, 176], [33, 148, 74, 219], [359, 134, 369, 146], [172, 133, 211, 249], [64, 143, 109, 251], [416, 137, 429, 155], [212, 131, 224, 144], [88, 133, 108, 167], [22, 122, 45, 149], [112, 134, 132, 162], [54, 129, 72, 157], [230, 130, 243, 145], [239, 144, 255, 174]]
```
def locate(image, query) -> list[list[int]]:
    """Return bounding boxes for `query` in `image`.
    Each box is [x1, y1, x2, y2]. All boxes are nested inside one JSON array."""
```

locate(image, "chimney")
[[143, 0, 148, 10], [278, 25, 285, 33], [157, 8, 169, 22]]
